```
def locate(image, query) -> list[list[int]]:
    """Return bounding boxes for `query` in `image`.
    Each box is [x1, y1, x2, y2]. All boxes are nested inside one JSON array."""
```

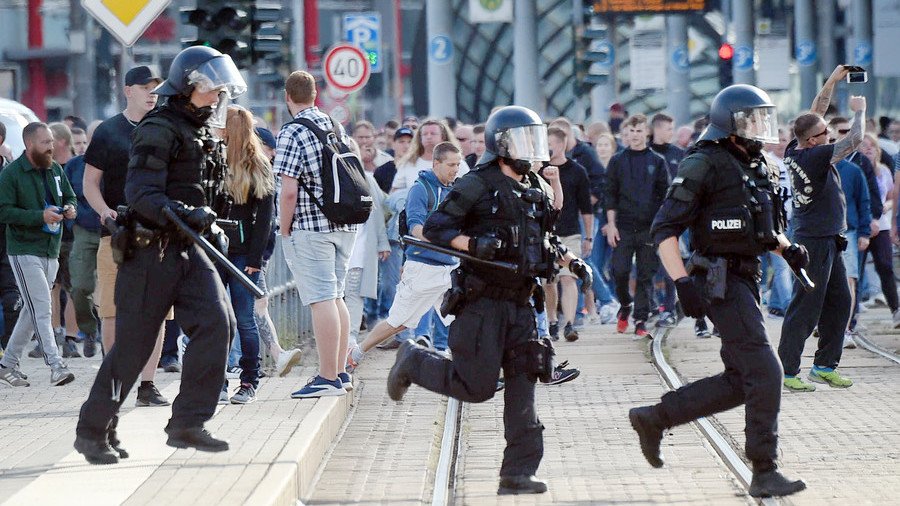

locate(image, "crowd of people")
[[0, 49, 899, 496]]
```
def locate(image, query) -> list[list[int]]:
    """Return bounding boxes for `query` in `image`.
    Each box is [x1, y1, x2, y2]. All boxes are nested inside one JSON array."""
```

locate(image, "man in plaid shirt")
[[274, 71, 358, 398]]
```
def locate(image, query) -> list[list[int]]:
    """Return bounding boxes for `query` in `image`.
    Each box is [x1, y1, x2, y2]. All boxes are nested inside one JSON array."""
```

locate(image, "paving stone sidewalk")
[[665, 305, 900, 505]]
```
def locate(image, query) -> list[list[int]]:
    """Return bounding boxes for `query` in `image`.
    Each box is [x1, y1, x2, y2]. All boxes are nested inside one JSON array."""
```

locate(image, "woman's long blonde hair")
[[224, 106, 274, 205]]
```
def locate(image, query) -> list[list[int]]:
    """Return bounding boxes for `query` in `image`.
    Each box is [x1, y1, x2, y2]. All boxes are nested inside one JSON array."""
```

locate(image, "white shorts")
[[386, 261, 454, 329]]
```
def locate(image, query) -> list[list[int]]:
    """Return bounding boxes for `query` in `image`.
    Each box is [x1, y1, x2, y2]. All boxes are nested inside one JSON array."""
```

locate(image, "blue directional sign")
[[344, 13, 382, 73], [734, 45, 754, 72], [795, 40, 817, 66], [670, 45, 689, 73], [430, 35, 453, 65], [592, 40, 615, 70], [854, 41, 873, 66]]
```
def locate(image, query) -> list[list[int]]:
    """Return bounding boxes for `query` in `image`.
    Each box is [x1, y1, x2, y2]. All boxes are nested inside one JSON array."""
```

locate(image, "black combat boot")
[[387, 339, 422, 401], [164, 425, 229, 452], [74, 435, 119, 465], [749, 467, 806, 497], [629, 405, 666, 468], [497, 475, 548, 495], [108, 415, 129, 459]]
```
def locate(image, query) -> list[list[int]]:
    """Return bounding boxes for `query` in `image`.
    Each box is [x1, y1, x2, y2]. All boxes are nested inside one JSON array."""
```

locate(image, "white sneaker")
[[599, 301, 621, 324], [276, 348, 302, 377], [843, 331, 858, 349]]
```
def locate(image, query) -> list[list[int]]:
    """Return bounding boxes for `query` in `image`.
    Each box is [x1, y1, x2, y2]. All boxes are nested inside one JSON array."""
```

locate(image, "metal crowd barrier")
[[262, 236, 312, 361]]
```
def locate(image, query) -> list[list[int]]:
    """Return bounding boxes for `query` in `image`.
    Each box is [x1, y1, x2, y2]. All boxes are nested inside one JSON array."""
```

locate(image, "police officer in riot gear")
[[628, 85, 808, 498], [386, 106, 591, 495], [74, 46, 244, 464]]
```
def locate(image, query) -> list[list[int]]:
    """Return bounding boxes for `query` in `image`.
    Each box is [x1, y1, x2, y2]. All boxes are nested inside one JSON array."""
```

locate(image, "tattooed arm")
[[831, 98, 867, 164], [810, 65, 849, 116]]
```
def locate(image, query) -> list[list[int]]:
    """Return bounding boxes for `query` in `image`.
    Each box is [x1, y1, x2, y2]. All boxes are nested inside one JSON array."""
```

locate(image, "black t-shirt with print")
[[784, 138, 846, 237]]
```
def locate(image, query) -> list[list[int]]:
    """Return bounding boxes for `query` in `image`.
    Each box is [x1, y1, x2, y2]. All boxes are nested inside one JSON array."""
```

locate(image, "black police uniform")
[[645, 140, 785, 469], [76, 96, 234, 450], [391, 162, 558, 486]]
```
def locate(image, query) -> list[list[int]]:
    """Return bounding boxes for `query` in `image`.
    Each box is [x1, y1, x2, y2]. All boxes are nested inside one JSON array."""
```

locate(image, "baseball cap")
[[255, 127, 277, 150], [394, 127, 414, 140], [125, 66, 162, 87]]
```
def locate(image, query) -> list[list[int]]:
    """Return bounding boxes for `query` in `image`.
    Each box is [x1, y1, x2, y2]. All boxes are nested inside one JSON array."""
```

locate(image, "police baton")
[[162, 207, 266, 299], [401, 235, 519, 272]]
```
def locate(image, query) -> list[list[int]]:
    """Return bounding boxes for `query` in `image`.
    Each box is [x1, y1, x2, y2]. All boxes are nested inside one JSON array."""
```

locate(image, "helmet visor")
[[187, 55, 247, 99], [733, 106, 778, 144], [498, 125, 550, 162]]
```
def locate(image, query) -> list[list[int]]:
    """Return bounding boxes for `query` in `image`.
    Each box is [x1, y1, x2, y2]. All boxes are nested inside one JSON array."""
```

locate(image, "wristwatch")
[[584, 237, 593, 241]]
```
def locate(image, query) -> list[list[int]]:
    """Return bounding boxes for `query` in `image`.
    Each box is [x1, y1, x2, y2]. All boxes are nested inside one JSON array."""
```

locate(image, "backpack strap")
[[414, 176, 440, 213], [288, 116, 343, 213]]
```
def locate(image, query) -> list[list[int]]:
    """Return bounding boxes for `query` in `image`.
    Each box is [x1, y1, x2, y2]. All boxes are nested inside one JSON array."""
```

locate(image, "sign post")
[[82, 0, 171, 47], [323, 44, 371, 94]]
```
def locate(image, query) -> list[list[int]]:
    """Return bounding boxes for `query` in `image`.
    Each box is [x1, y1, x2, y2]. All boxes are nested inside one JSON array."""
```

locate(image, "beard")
[[30, 149, 53, 169]]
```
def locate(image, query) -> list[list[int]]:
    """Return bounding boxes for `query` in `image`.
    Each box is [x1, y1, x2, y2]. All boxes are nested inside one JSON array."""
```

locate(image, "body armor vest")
[[141, 107, 213, 209], [691, 144, 782, 257], [465, 165, 557, 281]]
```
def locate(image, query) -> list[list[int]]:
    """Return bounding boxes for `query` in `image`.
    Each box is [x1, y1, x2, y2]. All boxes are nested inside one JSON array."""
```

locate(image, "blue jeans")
[[378, 241, 404, 319], [765, 252, 793, 313], [414, 308, 448, 351], [223, 255, 261, 387], [589, 215, 615, 306]]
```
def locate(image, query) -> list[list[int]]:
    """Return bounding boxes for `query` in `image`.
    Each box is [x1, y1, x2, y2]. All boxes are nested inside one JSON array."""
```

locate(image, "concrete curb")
[[244, 392, 353, 506]]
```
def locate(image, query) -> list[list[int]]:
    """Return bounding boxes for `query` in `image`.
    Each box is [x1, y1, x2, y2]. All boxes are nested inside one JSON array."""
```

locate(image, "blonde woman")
[[391, 118, 469, 191], [221, 106, 275, 404]]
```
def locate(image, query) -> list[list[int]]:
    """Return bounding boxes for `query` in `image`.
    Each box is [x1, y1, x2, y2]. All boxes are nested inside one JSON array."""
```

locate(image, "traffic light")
[[181, 2, 284, 69], [718, 42, 734, 88], [575, 5, 614, 94]]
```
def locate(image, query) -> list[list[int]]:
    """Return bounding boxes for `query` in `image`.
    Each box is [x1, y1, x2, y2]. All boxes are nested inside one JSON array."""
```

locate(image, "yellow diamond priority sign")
[[82, 0, 171, 47]]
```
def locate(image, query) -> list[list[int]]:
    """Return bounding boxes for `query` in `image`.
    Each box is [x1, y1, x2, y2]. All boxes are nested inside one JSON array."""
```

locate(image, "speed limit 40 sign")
[[324, 44, 371, 93]]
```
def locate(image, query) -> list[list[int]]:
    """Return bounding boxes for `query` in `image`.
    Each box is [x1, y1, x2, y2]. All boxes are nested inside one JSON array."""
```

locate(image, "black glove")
[[468, 235, 503, 260], [675, 277, 705, 318], [569, 258, 593, 294], [782, 243, 809, 272], [169, 202, 217, 233]]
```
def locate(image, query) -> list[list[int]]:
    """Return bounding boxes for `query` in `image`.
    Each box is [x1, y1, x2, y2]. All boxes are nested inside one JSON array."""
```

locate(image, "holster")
[[503, 337, 555, 383], [685, 253, 728, 301], [440, 269, 466, 317]]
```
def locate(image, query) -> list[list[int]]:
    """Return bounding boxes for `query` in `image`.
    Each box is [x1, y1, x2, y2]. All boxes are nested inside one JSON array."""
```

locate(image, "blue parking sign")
[[344, 13, 382, 73]]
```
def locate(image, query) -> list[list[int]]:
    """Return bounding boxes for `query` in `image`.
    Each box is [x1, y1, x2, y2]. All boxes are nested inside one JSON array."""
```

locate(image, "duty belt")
[[462, 276, 534, 305]]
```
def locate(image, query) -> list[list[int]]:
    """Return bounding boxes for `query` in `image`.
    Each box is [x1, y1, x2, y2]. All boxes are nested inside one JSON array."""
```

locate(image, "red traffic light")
[[718, 43, 734, 60]]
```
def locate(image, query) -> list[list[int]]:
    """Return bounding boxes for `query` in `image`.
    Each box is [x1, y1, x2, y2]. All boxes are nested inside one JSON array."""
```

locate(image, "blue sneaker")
[[291, 376, 346, 399], [338, 372, 353, 391]]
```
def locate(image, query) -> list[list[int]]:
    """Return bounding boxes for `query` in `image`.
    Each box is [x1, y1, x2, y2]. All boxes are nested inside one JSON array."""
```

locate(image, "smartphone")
[[847, 71, 868, 83]]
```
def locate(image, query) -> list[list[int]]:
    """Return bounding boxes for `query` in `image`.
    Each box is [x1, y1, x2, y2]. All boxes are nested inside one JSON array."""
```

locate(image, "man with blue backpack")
[[347, 142, 461, 370]]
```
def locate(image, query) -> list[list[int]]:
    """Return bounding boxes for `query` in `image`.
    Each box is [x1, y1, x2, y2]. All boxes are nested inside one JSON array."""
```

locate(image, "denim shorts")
[[282, 229, 357, 305], [841, 230, 859, 279]]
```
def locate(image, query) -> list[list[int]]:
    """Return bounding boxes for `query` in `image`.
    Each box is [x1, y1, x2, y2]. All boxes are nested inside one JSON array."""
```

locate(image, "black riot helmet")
[[153, 46, 247, 128], [154, 46, 247, 100], [699, 84, 779, 144], [479, 106, 550, 168]]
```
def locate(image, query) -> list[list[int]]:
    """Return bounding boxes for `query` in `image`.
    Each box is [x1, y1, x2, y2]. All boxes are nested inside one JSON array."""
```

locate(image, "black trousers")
[[778, 235, 851, 377], [610, 228, 658, 321], [0, 253, 21, 349], [77, 242, 234, 440], [658, 273, 782, 466], [407, 296, 543, 477]]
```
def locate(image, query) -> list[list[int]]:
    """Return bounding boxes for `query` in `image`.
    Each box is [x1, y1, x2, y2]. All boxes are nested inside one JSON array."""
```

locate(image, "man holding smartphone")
[[778, 65, 866, 392], [0, 122, 78, 387]]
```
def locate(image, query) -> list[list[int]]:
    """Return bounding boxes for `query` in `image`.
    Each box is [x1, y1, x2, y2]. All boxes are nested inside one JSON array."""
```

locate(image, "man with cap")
[[79, 65, 171, 407], [75, 47, 245, 464], [374, 127, 415, 193]]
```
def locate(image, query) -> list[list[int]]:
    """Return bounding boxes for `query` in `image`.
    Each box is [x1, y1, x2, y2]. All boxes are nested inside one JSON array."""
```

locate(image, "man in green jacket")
[[0, 122, 77, 387]]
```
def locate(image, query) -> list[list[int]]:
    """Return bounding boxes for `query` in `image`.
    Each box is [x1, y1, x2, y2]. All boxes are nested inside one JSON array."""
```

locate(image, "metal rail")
[[431, 397, 462, 506], [650, 327, 780, 506], [853, 332, 900, 366]]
